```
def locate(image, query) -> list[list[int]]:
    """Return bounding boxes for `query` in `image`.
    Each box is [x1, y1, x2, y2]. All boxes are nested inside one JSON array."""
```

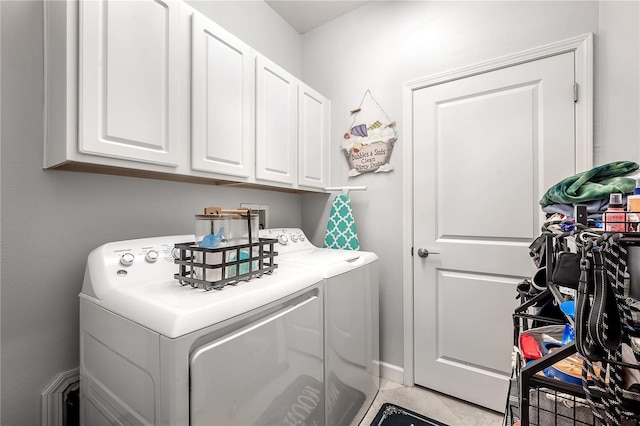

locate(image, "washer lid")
[[277, 248, 378, 277], [81, 267, 322, 338]]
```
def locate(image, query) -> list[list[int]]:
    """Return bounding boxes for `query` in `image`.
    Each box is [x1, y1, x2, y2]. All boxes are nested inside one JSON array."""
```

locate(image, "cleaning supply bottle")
[[604, 193, 626, 232], [626, 178, 640, 231]]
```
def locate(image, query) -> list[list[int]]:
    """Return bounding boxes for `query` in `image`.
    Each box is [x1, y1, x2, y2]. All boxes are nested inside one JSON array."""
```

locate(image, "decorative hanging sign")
[[341, 90, 397, 177]]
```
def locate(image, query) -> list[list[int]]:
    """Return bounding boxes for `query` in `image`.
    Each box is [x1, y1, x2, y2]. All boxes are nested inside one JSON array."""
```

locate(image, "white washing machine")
[[260, 228, 380, 426], [79, 234, 325, 426]]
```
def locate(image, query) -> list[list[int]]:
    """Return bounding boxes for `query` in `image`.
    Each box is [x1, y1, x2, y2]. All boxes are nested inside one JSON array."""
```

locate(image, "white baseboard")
[[42, 367, 80, 426], [375, 360, 404, 384]]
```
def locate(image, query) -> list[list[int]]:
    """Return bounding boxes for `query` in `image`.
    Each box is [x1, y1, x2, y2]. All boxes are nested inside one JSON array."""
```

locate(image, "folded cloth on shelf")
[[540, 161, 639, 207], [541, 197, 622, 219]]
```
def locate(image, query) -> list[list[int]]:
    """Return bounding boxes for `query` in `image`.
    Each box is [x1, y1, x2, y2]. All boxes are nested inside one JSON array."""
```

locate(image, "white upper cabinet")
[[191, 12, 255, 178], [255, 56, 298, 185], [79, 0, 182, 167], [44, 0, 330, 192], [298, 83, 331, 189]]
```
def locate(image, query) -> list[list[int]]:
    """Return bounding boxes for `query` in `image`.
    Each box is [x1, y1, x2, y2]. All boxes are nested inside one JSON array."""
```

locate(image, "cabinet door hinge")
[[573, 82, 579, 103]]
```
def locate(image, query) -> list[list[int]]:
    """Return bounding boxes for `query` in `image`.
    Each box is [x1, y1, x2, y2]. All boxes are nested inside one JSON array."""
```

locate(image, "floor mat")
[[370, 403, 448, 426], [256, 373, 365, 426]]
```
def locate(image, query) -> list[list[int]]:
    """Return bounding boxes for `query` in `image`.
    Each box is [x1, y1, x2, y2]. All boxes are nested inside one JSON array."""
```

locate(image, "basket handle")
[[202, 207, 252, 216], [203, 206, 222, 215], [221, 208, 252, 216]]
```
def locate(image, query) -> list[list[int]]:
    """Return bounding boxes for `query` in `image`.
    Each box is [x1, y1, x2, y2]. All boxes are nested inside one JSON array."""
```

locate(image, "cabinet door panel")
[[256, 57, 297, 185], [80, 0, 180, 166], [298, 84, 330, 189], [192, 13, 254, 177]]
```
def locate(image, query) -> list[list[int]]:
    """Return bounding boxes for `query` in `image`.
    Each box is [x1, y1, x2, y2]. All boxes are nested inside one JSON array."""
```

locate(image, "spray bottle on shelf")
[[626, 178, 640, 232], [604, 193, 626, 232]]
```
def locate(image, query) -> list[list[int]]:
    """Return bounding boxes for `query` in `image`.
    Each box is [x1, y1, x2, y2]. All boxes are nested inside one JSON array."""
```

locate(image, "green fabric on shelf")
[[324, 194, 360, 250], [539, 161, 639, 207]]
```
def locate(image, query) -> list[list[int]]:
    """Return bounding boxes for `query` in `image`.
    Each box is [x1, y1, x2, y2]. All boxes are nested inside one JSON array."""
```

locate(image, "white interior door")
[[412, 52, 576, 411]]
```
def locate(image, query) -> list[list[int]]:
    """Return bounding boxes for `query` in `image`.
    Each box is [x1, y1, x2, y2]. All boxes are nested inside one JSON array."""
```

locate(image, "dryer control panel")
[[259, 228, 315, 254], [82, 234, 193, 300]]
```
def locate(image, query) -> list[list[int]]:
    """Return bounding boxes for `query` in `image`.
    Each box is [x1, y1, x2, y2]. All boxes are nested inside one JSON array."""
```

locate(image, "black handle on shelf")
[[514, 288, 552, 314], [620, 235, 640, 245], [521, 341, 577, 375]]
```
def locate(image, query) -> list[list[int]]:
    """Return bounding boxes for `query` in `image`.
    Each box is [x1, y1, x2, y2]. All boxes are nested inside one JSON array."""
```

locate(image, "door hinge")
[[573, 82, 579, 103], [411, 247, 414, 256]]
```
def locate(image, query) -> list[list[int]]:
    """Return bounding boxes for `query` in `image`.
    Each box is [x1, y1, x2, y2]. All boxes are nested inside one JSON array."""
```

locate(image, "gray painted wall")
[[300, 1, 640, 369], [0, 1, 303, 424]]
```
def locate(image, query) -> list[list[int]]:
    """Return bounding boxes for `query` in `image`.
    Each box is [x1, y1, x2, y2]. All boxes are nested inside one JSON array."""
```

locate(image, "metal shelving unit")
[[508, 231, 640, 426]]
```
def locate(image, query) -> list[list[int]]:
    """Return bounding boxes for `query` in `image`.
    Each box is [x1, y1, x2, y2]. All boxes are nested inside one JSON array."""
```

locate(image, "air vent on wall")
[[42, 368, 80, 426]]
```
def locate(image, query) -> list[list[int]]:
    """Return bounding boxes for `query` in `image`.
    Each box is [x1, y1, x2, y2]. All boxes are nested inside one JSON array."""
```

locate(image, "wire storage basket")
[[174, 207, 278, 291], [506, 377, 604, 426], [507, 312, 619, 426], [173, 239, 278, 290]]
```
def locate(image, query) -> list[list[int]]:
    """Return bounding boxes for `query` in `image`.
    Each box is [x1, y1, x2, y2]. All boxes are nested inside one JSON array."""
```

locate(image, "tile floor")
[[359, 379, 505, 426]]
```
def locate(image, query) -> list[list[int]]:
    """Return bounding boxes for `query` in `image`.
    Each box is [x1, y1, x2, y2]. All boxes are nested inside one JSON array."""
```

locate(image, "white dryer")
[[260, 228, 380, 426], [79, 235, 325, 425]]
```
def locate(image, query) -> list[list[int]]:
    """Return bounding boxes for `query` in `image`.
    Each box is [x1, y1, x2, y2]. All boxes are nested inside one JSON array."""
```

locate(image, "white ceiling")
[[265, 1, 370, 34]]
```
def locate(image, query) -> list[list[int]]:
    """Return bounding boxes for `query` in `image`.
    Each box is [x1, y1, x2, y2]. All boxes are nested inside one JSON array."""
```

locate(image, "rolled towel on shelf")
[[540, 160, 639, 207]]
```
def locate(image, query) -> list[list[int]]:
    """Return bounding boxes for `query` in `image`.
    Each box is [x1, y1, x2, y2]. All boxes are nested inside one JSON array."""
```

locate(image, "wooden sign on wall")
[[341, 90, 397, 177]]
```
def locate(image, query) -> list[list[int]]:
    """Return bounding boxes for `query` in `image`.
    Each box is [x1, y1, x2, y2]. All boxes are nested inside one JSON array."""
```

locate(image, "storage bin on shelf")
[[508, 310, 613, 426], [174, 207, 277, 291], [604, 212, 640, 233]]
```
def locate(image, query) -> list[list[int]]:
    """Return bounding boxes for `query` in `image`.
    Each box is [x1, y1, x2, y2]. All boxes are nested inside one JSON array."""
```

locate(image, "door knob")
[[417, 248, 439, 258]]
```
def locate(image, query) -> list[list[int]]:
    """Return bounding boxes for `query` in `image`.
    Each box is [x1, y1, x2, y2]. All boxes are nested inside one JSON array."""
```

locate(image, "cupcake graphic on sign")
[[342, 90, 397, 177]]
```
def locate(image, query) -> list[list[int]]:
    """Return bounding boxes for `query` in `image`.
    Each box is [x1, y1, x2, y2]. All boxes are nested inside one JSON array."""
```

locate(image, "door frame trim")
[[401, 33, 593, 386]]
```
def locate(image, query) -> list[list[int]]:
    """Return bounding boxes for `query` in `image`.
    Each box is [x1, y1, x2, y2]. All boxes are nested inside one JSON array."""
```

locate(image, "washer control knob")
[[145, 250, 159, 263], [120, 253, 135, 266], [298, 233, 306, 241], [278, 234, 289, 246], [290, 234, 298, 243]]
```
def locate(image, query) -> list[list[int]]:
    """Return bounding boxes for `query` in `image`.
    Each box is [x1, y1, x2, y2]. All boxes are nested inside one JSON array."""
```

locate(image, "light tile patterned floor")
[[359, 379, 504, 426]]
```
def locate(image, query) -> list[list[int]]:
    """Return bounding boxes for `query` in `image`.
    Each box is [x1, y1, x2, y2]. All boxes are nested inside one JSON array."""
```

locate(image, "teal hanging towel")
[[324, 193, 360, 250]]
